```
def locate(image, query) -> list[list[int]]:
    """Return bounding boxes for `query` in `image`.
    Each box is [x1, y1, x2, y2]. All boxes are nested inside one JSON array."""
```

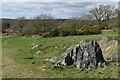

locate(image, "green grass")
[[2, 30, 119, 78]]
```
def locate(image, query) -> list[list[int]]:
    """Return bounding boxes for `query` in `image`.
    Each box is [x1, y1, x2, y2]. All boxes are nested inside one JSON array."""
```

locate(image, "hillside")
[[2, 30, 119, 78]]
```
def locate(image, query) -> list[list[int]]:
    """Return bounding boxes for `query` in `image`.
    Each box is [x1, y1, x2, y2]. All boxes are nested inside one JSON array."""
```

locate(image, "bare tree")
[[89, 4, 115, 23], [35, 14, 54, 19]]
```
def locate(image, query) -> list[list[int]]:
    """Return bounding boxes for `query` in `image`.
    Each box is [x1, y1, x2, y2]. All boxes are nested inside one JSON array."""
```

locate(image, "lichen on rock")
[[98, 37, 118, 59]]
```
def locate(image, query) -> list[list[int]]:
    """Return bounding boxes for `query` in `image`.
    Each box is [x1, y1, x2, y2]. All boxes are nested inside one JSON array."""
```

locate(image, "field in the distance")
[[2, 30, 119, 78]]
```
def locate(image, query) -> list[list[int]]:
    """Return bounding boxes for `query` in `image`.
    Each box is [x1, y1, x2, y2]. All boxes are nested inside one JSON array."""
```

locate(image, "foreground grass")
[[2, 30, 119, 78]]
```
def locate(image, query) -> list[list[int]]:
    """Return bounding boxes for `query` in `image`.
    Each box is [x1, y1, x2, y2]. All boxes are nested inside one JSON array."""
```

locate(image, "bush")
[[57, 25, 70, 36], [22, 26, 39, 36], [41, 32, 50, 38], [78, 24, 101, 35], [50, 28, 59, 37], [89, 24, 101, 34]]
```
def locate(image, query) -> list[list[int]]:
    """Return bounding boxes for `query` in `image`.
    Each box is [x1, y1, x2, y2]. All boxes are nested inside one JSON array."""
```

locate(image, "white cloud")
[[1, 2, 118, 19]]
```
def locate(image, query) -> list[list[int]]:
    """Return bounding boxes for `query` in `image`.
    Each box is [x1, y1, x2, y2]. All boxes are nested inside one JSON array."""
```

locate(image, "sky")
[[1, 0, 119, 19]]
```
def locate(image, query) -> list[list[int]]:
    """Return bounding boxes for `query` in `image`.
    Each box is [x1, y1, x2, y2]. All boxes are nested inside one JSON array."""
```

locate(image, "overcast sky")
[[1, 0, 119, 19]]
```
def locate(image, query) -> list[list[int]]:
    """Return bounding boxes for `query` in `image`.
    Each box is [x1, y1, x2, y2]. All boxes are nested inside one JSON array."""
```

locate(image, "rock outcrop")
[[50, 40, 106, 71], [98, 37, 118, 59]]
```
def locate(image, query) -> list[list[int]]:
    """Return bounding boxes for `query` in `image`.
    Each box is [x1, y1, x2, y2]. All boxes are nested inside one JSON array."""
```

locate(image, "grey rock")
[[107, 40, 117, 46], [51, 40, 106, 71], [111, 62, 119, 66], [109, 48, 118, 58], [98, 37, 108, 51], [98, 37, 118, 59], [99, 37, 108, 43], [49, 57, 58, 64], [32, 42, 44, 49]]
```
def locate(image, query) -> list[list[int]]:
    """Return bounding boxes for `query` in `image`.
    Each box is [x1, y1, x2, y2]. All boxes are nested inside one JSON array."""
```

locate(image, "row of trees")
[[2, 4, 118, 37]]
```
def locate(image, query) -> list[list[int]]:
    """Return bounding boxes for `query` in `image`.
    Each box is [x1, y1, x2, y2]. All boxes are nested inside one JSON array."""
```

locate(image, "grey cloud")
[[2, 2, 117, 19]]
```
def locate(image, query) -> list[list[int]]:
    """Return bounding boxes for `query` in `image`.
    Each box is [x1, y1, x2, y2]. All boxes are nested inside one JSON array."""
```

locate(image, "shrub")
[[90, 24, 101, 34], [78, 24, 101, 35], [41, 32, 50, 38], [57, 25, 70, 36], [50, 28, 59, 37]]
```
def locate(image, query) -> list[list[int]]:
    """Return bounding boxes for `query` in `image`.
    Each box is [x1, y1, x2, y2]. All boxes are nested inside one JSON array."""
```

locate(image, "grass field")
[[2, 30, 119, 78]]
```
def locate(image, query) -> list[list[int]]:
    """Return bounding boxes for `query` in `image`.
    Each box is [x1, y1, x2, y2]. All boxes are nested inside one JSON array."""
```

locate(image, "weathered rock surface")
[[48, 37, 118, 71], [98, 37, 118, 59], [50, 40, 106, 71]]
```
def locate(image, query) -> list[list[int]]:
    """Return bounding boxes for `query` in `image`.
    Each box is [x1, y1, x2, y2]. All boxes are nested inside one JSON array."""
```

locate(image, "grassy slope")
[[2, 30, 119, 78]]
